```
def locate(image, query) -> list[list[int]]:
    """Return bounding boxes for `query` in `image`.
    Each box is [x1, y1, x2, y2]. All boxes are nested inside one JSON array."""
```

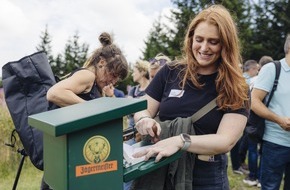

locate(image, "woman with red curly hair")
[[133, 4, 249, 190]]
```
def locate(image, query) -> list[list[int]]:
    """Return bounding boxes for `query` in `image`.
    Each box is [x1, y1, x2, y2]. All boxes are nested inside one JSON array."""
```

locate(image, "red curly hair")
[[181, 5, 249, 110]]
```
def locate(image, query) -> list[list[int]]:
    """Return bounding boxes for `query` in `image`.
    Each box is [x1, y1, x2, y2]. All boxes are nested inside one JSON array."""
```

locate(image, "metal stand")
[[12, 149, 27, 190], [5, 130, 27, 190]]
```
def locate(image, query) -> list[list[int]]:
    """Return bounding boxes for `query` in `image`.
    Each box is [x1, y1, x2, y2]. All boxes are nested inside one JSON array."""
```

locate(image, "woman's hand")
[[133, 136, 183, 162], [135, 117, 161, 142], [102, 84, 115, 97]]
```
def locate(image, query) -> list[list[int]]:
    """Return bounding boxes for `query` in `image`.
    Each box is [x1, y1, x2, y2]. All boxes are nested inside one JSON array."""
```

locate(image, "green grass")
[[0, 106, 43, 190], [0, 159, 43, 190], [0, 153, 262, 190], [228, 159, 260, 190], [0, 155, 260, 190]]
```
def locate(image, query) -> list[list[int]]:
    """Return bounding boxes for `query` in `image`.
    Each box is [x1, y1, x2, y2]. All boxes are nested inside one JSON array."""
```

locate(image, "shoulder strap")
[[265, 61, 281, 106], [191, 98, 217, 123]]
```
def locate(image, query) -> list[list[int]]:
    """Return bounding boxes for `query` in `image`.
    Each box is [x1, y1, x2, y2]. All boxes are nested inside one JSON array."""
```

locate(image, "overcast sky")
[[0, 0, 174, 77]]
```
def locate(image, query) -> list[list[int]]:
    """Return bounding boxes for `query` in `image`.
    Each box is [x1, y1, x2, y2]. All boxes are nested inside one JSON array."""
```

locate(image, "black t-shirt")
[[146, 64, 249, 135]]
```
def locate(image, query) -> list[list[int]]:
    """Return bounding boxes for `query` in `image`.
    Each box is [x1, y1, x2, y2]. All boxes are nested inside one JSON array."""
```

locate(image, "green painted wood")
[[28, 97, 147, 190], [43, 133, 68, 190], [28, 97, 146, 137], [67, 119, 123, 190]]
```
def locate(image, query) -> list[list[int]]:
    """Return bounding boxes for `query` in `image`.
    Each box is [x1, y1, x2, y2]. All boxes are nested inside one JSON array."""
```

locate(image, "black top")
[[70, 68, 101, 100], [146, 64, 249, 135], [128, 85, 146, 98]]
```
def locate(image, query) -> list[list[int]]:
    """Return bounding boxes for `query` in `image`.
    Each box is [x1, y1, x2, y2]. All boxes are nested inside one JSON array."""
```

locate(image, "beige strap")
[[191, 98, 217, 123]]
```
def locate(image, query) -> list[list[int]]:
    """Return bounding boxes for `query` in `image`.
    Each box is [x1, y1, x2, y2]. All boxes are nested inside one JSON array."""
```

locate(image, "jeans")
[[261, 141, 290, 190], [230, 138, 241, 170], [193, 154, 229, 190], [239, 133, 248, 164], [248, 138, 259, 179]]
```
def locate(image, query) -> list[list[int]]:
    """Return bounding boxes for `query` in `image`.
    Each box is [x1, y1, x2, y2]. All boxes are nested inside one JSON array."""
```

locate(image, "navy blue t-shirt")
[[146, 64, 249, 135]]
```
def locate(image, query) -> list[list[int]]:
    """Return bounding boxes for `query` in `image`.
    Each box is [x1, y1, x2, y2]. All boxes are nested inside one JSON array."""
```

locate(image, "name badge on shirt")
[[169, 89, 184, 98]]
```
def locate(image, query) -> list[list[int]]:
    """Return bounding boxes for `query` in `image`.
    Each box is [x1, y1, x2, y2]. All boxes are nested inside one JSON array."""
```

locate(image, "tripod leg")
[[12, 153, 26, 190]]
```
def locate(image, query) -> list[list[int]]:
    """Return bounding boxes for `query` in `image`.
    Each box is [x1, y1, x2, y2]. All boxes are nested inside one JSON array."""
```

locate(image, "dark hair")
[[83, 32, 129, 80]]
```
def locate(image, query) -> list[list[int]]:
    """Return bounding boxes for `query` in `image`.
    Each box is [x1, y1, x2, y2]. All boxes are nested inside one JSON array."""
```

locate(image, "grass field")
[[0, 106, 284, 190], [0, 106, 43, 190], [0, 159, 43, 190]]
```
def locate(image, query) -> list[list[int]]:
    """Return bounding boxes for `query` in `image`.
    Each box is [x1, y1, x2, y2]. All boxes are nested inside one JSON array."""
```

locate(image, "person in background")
[[132, 5, 249, 190], [240, 61, 260, 166], [114, 88, 125, 97], [243, 59, 260, 84], [47, 32, 128, 108], [127, 60, 150, 129], [46, 32, 128, 189], [259, 55, 274, 67], [243, 56, 273, 187], [251, 34, 290, 190], [149, 53, 171, 80], [249, 56, 274, 89], [123, 59, 150, 190], [231, 60, 260, 176]]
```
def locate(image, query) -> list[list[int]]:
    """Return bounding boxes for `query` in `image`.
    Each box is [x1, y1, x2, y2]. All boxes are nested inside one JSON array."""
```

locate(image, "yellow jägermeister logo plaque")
[[76, 135, 117, 177], [83, 135, 111, 164]]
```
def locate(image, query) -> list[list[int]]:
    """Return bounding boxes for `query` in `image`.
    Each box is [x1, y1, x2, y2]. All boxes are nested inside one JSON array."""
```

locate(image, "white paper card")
[[169, 89, 184, 98]]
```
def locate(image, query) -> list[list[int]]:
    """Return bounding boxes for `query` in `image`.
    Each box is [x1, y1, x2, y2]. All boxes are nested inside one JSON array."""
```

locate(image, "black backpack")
[[245, 61, 281, 143], [2, 51, 58, 170]]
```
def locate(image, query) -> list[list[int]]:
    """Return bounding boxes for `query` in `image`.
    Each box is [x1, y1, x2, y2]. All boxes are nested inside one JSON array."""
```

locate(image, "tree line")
[[2, 0, 287, 91], [143, 0, 290, 62]]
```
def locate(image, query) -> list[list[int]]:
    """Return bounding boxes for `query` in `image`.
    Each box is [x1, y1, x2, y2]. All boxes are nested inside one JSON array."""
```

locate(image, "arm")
[[134, 95, 161, 137], [47, 70, 95, 107], [134, 113, 247, 162], [251, 88, 290, 131]]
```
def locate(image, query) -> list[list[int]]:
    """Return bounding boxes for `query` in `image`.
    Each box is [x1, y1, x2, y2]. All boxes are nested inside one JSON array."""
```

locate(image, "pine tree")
[[142, 0, 255, 61], [56, 32, 89, 77], [142, 0, 199, 60], [251, 0, 290, 60], [168, 0, 202, 58], [53, 53, 64, 77], [142, 16, 172, 60], [36, 25, 55, 66]]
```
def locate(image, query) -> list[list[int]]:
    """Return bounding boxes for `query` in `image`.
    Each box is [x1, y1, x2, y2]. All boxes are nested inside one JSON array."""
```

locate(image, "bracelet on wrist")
[[137, 116, 151, 123]]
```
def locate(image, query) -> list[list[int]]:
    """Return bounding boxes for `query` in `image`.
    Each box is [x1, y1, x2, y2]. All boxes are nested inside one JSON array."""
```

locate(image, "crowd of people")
[[2, 3, 288, 190], [250, 35, 290, 189], [47, 4, 289, 190], [227, 35, 290, 190], [230, 39, 290, 190]]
